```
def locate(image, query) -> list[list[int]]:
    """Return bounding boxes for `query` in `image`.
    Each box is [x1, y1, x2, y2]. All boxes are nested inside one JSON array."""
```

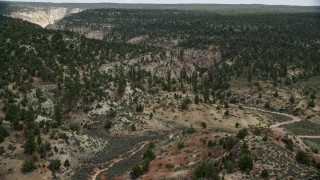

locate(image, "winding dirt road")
[[243, 106, 319, 151], [242, 106, 301, 128], [91, 141, 149, 180]]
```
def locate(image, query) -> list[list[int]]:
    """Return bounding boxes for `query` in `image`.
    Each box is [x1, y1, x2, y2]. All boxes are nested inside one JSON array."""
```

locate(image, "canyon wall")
[[10, 7, 83, 28]]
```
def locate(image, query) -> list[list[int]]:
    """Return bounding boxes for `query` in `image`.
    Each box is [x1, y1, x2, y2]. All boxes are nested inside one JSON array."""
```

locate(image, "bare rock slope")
[[10, 7, 83, 27]]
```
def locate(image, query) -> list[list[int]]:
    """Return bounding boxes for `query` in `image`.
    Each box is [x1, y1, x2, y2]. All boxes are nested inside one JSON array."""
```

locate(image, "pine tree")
[[194, 94, 200, 104], [64, 159, 70, 167], [24, 133, 36, 155], [53, 103, 63, 126]]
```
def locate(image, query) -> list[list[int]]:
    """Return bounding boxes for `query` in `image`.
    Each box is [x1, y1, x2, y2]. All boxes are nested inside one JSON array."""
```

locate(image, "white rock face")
[[10, 7, 83, 28]]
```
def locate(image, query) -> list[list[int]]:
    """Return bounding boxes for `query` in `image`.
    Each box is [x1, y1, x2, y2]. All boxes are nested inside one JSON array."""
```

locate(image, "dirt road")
[[91, 141, 149, 180], [242, 106, 301, 128], [243, 106, 320, 151]]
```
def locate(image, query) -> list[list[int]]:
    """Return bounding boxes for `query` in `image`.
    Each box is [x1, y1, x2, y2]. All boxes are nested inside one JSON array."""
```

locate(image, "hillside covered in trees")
[[55, 9, 320, 87], [0, 4, 320, 180]]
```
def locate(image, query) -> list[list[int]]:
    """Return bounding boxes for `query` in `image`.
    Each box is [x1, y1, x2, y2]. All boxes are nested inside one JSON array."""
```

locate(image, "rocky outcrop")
[[10, 7, 83, 28]]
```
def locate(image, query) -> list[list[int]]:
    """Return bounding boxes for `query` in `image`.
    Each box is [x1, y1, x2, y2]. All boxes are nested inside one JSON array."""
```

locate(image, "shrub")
[[312, 148, 318, 154], [0, 146, 5, 155], [253, 127, 262, 135], [262, 135, 268, 141], [108, 109, 117, 118], [194, 94, 200, 104], [308, 100, 315, 108], [165, 163, 174, 169], [296, 150, 311, 165], [0, 126, 9, 143], [238, 154, 253, 171], [48, 159, 61, 172], [240, 142, 250, 155], [289, 95, 295, 104], [131, 124, 136, 131], [32, 155, 38, 162], [143, 149, 155, 162], [207, 140, 215, 147], [24, 133, 36, 155], [260, 169, 269, 178], [104, 121, 112, 130], [69, 123, 80, 132], [225, 161, 235, 173], [224, 109, 230, 116], [148, 142, 155, 149], [186, 125, 196, 134], [200, 122, 207, 130], [264, 102, 270, 109], [54, 146, 58, 153], [282, 138, 294, 151], [136, 104, 144, 112], [39, 141, 51, 155], [95, 104, 102, 109], [223, 137, 235, 150], [194, 162, 219, 179], [64, 159, 70, 167], [22, 159, 36, 173], [130, 164, 143, 178], [237, 128, 248, 139], [180, 97, 191, 110], [178, 141, 185, 149]]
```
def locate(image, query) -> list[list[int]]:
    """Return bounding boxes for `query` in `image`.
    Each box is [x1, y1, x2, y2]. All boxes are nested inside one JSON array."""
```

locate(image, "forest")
[[0, 5, 320, 180], [57, 9, 320, 86]]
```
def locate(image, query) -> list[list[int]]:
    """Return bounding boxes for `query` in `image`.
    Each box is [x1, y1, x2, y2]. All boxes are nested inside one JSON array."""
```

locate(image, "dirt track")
[[242, 106, 301, 128], [91, 141, 149, 180], [243, 106, 320, 151]]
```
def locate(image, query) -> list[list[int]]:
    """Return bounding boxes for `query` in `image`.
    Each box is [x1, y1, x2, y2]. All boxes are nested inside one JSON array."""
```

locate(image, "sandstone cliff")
[[10, 7, 83, 28]]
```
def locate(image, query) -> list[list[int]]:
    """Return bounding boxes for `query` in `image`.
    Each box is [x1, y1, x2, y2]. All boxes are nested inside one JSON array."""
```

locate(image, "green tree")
[[5, 104, 21, 122], [282, 138, 294, 151], [289, 95, 295, 104], [194, 94, 200, 104], [104, 121, 112, 130], [21, 159, 36, 173], [49, 159, 61, 173], [64, 159, 70, 167], [226, 160, 235, 173], [69, 123, 80, 132], [237, 128, 248, 139], [296, 150, 311, 165], [260, 169, 269, 178], [247, 71, 252, 82], [178, 141, 185, 149], [39, 141, 51, 157], [224, 109, 230, 116], [180, 97, 191, 110], [53, 103, 63, 126], [264, 102, 270, 109], [308, 100, 315, 108], [143, 149, 156, 162], [207, 140, 215, 147], [223, 137, 235, 150], [194, 162, 219, 179], [36, 88, 45, 109], [136, 104, 144, 112], [200, 122, 207, 132], [0, 126, 9, 143], [130, 164, 144, 179], [24, 133, 36, 155], [238, 153, 253, 171]]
